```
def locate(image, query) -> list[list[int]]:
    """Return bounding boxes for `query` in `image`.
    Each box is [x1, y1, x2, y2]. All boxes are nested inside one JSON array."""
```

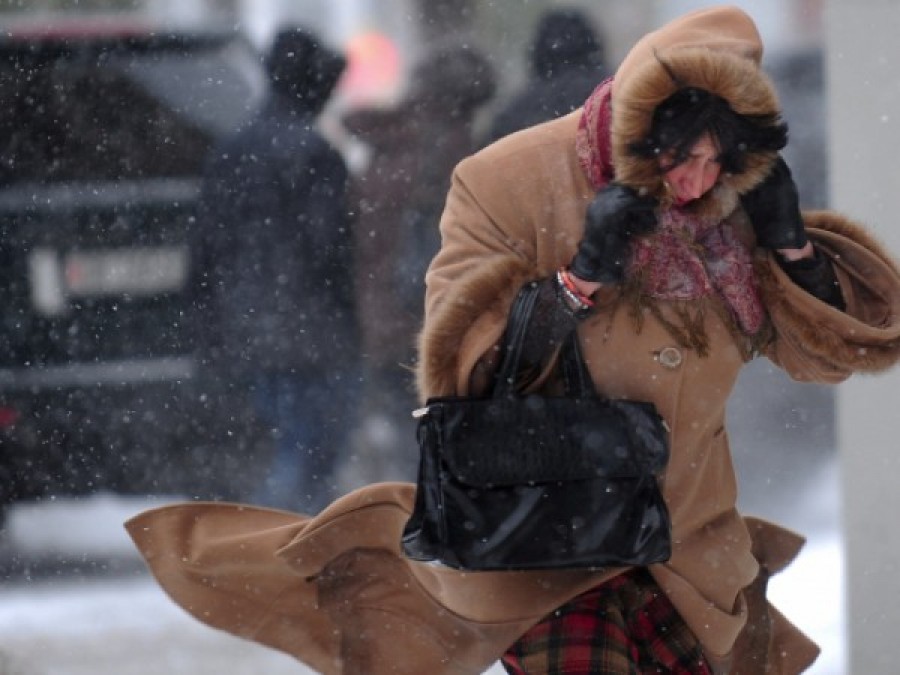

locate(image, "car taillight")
[[0, 406, 19, 429]]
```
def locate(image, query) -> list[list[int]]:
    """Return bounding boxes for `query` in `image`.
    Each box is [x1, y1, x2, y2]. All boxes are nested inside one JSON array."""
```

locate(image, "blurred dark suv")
[[0, 22, 274, 518]]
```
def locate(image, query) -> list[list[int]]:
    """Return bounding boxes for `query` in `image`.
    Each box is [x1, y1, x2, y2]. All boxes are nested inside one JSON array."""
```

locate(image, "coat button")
[[657, 346, 683, 369]]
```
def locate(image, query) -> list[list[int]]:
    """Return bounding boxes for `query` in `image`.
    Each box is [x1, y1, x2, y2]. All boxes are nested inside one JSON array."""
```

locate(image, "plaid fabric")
[[501, 570, 712, 674]]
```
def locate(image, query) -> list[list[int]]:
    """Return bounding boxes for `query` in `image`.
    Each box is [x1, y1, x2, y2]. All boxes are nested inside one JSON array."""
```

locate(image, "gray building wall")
[[826, 1, 900, 672]]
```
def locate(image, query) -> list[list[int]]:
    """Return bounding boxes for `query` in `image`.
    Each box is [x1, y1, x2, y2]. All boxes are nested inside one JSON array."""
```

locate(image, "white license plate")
[[28, 245, 189, 316], [64, 245, 188, 297]]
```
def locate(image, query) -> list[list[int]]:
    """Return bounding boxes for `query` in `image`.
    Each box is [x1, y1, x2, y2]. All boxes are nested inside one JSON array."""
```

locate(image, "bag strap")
[[493, 282, 540, 397], [493, 282, 595, 399], [560, 331, 596, 398]]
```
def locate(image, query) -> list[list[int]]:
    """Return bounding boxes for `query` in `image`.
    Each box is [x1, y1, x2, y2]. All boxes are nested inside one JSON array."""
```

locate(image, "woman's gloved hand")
[[742, 157, 845, 310], [569, 184, 658, 284], [740, 156, 809, 250]]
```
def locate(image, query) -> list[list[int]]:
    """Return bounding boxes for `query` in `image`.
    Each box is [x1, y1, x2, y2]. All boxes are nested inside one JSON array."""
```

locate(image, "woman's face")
[[660, 133, 722, 206]]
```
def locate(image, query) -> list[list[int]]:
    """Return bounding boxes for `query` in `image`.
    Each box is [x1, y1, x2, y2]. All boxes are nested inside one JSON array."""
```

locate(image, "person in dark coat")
[[484, 8, 609, 145], [339, 45, 496, 487], [193, 27, 357, 513]]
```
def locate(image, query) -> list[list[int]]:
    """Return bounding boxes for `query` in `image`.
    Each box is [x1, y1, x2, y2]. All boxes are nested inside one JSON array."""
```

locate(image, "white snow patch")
[[7, 493, 181, 557]]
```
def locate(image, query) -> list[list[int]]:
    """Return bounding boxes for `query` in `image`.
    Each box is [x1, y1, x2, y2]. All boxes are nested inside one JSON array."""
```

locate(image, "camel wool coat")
[[127, 6, 900, 674]]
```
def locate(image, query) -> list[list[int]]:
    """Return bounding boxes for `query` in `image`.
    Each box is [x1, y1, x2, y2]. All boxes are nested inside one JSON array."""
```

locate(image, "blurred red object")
[[338, 30, 402, 106]]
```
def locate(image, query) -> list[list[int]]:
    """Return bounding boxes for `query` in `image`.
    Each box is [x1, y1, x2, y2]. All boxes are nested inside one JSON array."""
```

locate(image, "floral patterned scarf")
[[576, 78, 765, 341]]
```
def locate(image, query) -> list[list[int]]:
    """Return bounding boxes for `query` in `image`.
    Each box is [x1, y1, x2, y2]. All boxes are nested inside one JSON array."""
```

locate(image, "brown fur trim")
[[612, 47, 781, 215], [416, 255, 538, 399], [756, 210, 900, 373], [804, 210, 900, 276]]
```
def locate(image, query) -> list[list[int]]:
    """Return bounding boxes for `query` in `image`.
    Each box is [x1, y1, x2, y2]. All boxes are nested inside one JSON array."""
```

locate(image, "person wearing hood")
[[484, 8, 609, 145], [191, 27, 357, 513], [129, 7, 900, 674]]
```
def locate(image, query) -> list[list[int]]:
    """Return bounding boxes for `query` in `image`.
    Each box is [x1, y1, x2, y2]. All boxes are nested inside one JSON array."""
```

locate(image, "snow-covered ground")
[[0, 573, 305, 675], [0, 457, 845, 675]]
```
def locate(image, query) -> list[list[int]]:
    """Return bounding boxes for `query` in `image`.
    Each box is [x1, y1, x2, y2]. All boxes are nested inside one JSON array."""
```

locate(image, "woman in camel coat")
[[127, 6, 900, 673]]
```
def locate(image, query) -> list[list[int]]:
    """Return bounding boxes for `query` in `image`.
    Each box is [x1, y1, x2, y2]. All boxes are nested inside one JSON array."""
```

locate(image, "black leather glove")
[[569, 184, 658, 283], [740, 156, 809, 250], [779, 250, 846, 311]]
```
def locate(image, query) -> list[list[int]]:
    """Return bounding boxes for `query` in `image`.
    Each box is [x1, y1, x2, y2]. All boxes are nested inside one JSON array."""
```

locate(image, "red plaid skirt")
[[501, 570, 712, 674]]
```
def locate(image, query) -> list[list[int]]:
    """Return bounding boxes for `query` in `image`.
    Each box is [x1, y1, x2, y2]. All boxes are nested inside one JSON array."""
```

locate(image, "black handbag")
[[401, 282, 672, 571]]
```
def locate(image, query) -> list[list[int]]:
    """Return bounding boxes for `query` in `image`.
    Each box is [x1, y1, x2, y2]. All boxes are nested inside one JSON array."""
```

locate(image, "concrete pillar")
[[825, 1, 900, 672]]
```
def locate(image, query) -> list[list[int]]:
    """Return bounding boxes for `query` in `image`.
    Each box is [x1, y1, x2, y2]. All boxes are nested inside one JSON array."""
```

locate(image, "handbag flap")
[[427, 395, 665, 487]]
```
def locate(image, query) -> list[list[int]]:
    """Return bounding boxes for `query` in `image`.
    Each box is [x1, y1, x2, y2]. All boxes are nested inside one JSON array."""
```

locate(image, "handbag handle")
[[493, 282, 595, 399]]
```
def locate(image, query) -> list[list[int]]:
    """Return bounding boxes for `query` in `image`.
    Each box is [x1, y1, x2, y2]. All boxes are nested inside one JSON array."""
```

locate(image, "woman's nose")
[[686, 166, 706, 198]]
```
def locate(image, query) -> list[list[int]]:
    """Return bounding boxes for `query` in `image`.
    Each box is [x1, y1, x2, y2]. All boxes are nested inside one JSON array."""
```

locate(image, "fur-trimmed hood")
[[610, 5, 782, 218]]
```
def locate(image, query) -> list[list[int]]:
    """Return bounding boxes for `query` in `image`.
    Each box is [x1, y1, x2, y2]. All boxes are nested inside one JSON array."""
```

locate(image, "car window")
[[0, 34, 264, 184]]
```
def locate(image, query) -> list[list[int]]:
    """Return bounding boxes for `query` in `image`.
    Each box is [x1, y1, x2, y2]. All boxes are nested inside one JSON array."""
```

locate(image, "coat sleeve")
[[758, 210, 900, 383], [416, 151, 543, 399]]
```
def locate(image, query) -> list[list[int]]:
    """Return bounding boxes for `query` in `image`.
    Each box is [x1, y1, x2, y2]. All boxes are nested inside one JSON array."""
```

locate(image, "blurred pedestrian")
[[192, 26, 357, 513], [484, 7, 609, 144], [339, 45, 495, 487]]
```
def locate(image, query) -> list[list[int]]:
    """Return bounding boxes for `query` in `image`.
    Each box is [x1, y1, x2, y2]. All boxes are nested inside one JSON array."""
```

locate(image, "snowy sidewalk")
[[0, 574, 307, 675]]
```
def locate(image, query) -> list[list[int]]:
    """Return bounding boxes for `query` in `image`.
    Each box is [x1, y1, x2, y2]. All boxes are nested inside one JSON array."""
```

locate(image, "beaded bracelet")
[[558, 268, 595, 306], [555, 269, 593, 318]]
